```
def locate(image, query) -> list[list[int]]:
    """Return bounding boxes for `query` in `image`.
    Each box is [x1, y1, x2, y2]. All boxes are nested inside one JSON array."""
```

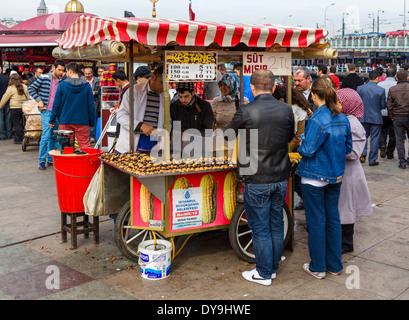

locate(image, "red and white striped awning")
[[56, 15, 329, 49]]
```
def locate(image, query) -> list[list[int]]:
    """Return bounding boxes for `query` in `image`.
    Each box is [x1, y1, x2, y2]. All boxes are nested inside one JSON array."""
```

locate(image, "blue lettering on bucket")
[[140, 252, 150, 263]]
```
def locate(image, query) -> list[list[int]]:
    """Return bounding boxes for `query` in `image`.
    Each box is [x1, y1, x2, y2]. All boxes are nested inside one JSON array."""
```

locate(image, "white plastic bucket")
[[138, 239, 172, 280]]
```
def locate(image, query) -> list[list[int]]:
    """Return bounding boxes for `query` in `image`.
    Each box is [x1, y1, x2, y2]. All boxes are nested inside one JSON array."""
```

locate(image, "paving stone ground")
[[0, 138, 408, 303]]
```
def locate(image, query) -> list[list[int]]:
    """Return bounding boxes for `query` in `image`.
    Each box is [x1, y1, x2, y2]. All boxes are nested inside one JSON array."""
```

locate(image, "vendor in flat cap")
[[133, 66, 152, 84], [170, 82, 214, 136]]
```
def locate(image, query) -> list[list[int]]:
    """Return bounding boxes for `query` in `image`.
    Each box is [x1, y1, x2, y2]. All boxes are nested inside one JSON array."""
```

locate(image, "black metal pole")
[[128, 40, 134, 152]]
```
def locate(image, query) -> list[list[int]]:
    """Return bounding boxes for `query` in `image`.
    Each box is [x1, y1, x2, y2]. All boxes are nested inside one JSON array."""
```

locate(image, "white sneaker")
[[271, 273, 276, 279], [302, 263, 326, 279], [242, 268, 272, 286]]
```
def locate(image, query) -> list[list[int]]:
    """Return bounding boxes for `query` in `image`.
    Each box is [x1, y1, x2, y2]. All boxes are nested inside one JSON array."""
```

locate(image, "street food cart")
[[53, 16, 337, 263]]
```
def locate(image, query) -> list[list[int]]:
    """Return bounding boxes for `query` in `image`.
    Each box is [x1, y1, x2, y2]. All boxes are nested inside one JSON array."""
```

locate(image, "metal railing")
[[329, 37, 409, 50], [292, 65, 376, 74]]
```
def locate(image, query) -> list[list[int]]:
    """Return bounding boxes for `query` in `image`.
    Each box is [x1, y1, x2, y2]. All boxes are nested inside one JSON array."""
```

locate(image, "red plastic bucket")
[[50, 148, 103, 213]]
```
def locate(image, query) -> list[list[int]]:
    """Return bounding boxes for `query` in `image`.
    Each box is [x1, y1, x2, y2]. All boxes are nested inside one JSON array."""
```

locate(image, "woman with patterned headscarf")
[[211, 73, 248, 130], [336, 88, 373, 254]]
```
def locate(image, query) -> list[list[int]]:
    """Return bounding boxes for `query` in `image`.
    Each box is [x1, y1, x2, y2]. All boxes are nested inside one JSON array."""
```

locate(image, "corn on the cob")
[[173, 177, 190, 189], [223, 172, 238, 220], [200, 175, 217, 224], [289, 153, 302, 166], [140, 185, 154, 223]]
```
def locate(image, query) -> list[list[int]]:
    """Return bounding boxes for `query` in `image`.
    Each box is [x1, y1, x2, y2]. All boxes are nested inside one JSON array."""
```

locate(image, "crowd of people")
[[1, 57, 405, 286]]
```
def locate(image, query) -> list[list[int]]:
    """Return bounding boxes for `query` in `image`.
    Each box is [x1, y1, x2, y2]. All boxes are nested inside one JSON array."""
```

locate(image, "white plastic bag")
[[83, 166, 104, 216]]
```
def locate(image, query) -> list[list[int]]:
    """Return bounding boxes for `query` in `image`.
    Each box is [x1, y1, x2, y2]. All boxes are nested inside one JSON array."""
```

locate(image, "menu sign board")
[[243, 52, 292, 76], [165, 51, 218, 81]]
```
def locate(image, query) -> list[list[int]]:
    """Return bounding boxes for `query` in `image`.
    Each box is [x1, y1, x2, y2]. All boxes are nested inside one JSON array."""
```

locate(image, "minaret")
[[37, 0, 48, 16]]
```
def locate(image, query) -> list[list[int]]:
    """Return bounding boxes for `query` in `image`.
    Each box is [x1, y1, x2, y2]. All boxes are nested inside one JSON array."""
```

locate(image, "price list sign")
[[165, 51, 218, 81]]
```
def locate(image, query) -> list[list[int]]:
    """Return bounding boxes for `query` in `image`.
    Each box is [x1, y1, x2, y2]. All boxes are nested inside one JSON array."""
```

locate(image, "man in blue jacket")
[[49, 62, 96, 149], [357, 70, 386, 166]]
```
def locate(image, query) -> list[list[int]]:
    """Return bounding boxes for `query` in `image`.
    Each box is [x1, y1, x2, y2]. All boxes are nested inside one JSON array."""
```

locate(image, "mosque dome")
[[64, 0, 84, 13]]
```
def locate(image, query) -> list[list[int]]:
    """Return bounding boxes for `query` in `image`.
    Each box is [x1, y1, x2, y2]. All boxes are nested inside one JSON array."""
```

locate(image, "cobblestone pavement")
[[0, 138, 408, 301]]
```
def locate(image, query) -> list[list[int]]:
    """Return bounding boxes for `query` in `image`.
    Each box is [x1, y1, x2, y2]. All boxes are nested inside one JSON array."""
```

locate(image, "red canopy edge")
[[56, 15, 329, 49]]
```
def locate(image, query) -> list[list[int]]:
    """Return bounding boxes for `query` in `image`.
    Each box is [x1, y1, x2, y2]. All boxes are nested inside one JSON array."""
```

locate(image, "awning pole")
[[240, 58, 244, 106], [128, 40, 134, 152], [163, 73, 170, 161]]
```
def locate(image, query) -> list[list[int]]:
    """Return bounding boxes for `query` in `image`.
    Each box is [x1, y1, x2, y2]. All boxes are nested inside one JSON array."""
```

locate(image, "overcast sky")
[[2, 0, 408, 35]]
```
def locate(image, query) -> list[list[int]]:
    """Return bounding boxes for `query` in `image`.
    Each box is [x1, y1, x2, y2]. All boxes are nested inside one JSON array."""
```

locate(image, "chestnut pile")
[[100, 152, 235, 176]]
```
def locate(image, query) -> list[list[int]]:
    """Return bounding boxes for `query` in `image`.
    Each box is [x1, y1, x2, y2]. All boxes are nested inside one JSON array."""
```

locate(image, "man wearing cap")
[[134, 66, 152, 84], [116, 66, 168, 153], [170, 82, 214, 136]]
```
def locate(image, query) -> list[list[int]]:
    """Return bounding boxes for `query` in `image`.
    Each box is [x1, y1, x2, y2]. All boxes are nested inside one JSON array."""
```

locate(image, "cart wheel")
[[114, 201, 149, 262], [228, 203, 292, 264], [114, 200, 187, 263], [22, 138, 27, 152]]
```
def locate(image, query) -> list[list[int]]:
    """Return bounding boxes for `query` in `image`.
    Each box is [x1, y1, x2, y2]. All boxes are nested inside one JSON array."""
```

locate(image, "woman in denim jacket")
[[296, 77, 352, 279]]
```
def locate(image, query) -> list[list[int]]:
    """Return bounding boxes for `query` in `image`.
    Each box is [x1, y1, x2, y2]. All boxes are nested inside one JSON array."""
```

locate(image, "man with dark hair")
[[97, 67, 105, 79], [225, 69, 294, 286], [28, 59, 65, 170], [112, 70, 129, 102], [112, 70, 130, 141], [116, 66, 169, 153], [387, 70, 409, 169], [357, 70, 386, 166], [49, 62, 96, 149], [378, 64, 397, 159], [375, 67, 386, 82], [170, 82, 214, 136], [27, 67, 43, 86], [341, 63, 364, 90], [22, 65, 32, 79], [133, 66, 152, 84], [316, 64, 328, 77], [328, 66, 340, 90], [83, 67, 101, 142]]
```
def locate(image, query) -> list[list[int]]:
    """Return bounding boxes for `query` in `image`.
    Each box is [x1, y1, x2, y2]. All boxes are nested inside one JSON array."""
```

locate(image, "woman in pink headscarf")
[[336, 88, 373, 254]]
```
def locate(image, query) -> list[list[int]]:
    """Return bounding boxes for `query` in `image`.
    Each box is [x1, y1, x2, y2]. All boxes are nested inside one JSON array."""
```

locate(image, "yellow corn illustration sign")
[[140, 185, 154, 223], [200, 175, 217, 224], [223, 172, 238, 220]]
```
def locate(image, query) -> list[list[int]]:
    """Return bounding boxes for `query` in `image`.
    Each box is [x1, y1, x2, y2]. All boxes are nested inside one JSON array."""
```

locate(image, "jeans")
[[243, 181, 287, 279], [380, 116, 395, 157], [361, 123, 382, 165], [0, 102, 12, 139], [301, 182, 343, 273], [393, 118, 409, 165], [39, 110, 58, 164], [294, 174, 302, 200]]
